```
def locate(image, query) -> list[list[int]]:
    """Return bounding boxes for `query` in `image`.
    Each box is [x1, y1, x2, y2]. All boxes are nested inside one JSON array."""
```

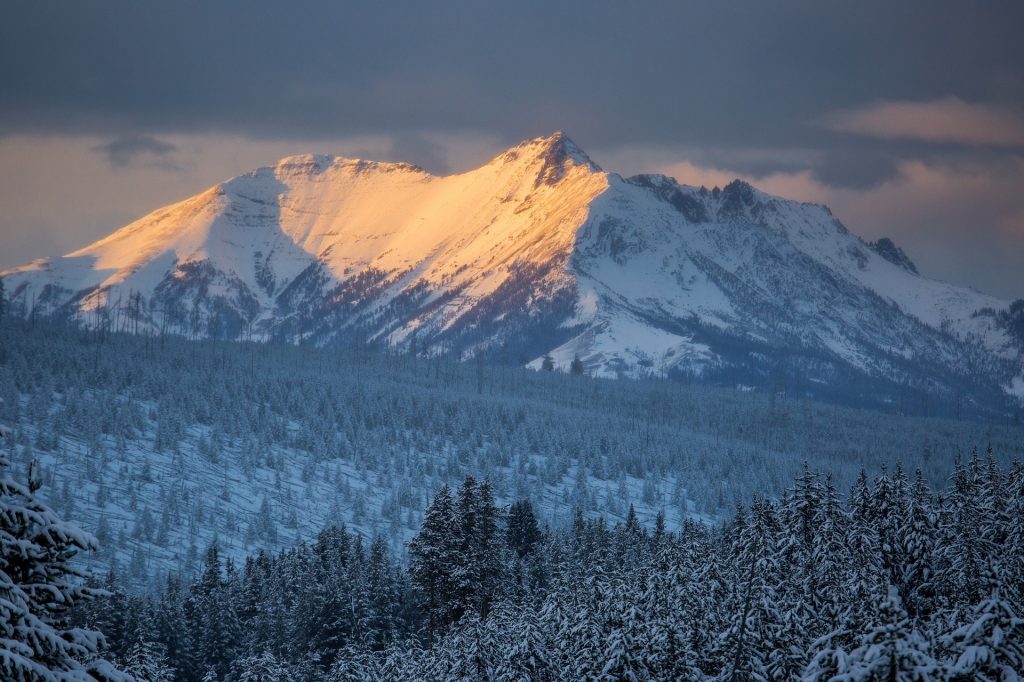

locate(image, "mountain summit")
[[2, 133, 1021, 411]]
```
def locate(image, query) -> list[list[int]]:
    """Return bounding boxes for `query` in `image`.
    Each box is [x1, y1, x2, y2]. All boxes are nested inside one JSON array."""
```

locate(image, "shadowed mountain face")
[[2, 133, 1022, 412]]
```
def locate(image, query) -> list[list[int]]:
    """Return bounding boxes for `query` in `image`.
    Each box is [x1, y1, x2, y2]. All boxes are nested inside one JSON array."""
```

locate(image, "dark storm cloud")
[[811, 150, 901, 191], [2, 1, 1022, 161]]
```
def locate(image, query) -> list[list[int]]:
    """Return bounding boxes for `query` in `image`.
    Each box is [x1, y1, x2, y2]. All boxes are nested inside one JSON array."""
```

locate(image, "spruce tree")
[[1005, 461, 1024, 597], [723, 497, 779, 681], [941, 456, 988, 605], [506, 499, 541, 559], [152, 573, 192, 680], [0, 442, 124, 679], [813, 474, 851, 635], [120, 640, 173, 682], [941, 569, 1024, 681], [570, 354, 585, 376], [823, 586, 943, 682], [897, 470, 938, 618], [362, 535, 397, 649], [187, 544, 240, 678], [471, 478, 504, 619], [453, 477, 479, 622], [409, 484, 460, 636], [232, 650, 291, 681], [328, 644, 381, 681], [495, 602, 552, 681]]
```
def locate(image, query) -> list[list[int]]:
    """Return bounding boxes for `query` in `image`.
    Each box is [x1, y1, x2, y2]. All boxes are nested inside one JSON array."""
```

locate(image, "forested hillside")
[[75, 462, 1024, 680], [1, 320, 1022, 589]]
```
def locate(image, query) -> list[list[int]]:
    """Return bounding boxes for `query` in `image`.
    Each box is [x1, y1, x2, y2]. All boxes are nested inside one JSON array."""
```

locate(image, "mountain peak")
[[529, 131, 594, 164], [274, 153, 337, 172], [269, 153, 429, 177], [492, 131, 600, 174]]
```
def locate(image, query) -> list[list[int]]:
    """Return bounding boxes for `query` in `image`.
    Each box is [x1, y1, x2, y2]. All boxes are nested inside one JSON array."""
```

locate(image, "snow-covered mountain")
[[3, 132, 1022, 409]]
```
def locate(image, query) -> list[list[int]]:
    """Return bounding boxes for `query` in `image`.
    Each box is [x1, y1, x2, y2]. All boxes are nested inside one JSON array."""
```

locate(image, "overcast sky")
[[2, 1, 1023, 298]]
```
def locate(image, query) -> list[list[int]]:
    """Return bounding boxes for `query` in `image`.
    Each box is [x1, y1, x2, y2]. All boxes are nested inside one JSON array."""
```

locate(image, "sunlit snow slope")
[[3, 132, 1022, 410]]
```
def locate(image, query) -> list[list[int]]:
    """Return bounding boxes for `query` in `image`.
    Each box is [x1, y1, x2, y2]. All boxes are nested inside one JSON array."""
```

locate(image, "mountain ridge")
[[3, 132, 1022, 412]]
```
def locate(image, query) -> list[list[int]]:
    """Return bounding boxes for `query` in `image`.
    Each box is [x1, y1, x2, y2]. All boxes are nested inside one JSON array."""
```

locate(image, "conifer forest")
[[0, 317, 1022, 680]]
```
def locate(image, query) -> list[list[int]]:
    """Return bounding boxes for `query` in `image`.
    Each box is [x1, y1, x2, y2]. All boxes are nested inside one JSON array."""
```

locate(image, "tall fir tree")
[[470, 478, 504, 619], [187, 544, 240, 678], [506, 499, 541, 559], [0, 442, 124, 678], [807, 586, 943, 682], [941, 568, 1024, 681], [409, 484, 460, 637]]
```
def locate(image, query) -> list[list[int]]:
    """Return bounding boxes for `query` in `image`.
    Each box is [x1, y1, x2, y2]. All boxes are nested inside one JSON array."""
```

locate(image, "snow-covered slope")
[[3, 133, 1021, 409]]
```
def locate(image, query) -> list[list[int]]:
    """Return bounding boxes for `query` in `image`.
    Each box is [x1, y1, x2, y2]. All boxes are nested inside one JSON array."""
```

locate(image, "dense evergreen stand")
[[72, 458, 1023, 681]]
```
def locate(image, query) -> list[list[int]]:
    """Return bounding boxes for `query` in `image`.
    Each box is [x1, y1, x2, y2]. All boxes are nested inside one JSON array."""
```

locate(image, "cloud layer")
[[93, 135, 181, 169], [821, 98, 1024, 148]]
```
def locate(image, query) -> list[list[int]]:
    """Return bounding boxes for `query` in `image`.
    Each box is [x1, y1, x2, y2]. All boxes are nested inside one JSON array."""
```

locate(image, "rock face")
[[869, 237, 918, 274], [2, 132, 1021, 411]]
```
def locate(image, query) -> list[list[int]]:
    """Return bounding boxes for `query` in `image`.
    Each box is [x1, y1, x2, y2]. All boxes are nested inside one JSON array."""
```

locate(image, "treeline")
[[76, 455, 1024, 681]]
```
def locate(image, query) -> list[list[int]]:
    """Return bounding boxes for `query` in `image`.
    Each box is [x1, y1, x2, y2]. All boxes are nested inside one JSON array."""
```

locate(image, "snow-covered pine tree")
[[980, 450, 1010, 550], [453, 476, 479, 623], [327, 644, 381, 682], [119, 640, 173, 682], [442, 610, 500, 681], [361, 535, 398, 649], [298, 525, 356, 665], [846, 470, 885, 631], [818, 586, 944, 682], [186, 544, 240, 678], [150, 574, 191, 680], [293, 541, 346, 666], [939, 454, 989, 605], [721, 497, 780, 681], [0, 436, 125, 680], [231, 650, 291, 682], [872, 465, 908, 595], [494, 601, 552, 682], [941, 567, 1024, 681], [766, 601, 815, 681], [783, 465, 822, 572], [408, 484, 460, 637], [79, 570, 131, 661], [570, 354, 585, 376], [896, 470, 938, 619], [470, 478, 504, 619], [506, 500, 541, 559], [377, 640, 425, 680], [813, 473, 853, 637], [1006, 461, 1024, 598], [598, 602, 655, 682]]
